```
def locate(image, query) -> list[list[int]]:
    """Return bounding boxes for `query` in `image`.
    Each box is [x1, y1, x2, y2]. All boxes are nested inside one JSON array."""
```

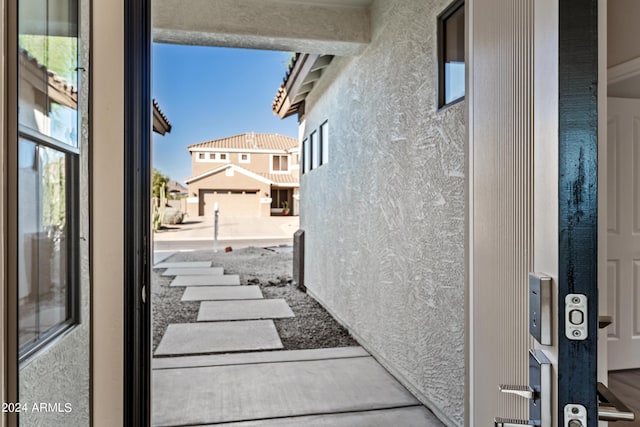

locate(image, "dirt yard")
[[152, 247, 358, 352]]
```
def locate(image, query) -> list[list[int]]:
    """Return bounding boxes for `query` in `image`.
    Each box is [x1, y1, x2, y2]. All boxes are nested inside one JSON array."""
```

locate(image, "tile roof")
[[153, 99, 172, 134], [188, 133, 298, 152], [259, 173, 299, 185]]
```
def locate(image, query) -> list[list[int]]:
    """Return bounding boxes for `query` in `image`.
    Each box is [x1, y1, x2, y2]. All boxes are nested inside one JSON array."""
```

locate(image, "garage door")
[[199, 190, 260, 217]]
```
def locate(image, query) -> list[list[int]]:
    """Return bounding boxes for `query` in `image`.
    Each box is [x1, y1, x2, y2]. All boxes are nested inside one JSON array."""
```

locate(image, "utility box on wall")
[[293, 229, 305, 291]]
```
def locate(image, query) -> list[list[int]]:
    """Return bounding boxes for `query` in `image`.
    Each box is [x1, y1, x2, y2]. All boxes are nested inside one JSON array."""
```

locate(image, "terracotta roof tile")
[[188, 133, 298, 152], [260, 173, 300, 185]]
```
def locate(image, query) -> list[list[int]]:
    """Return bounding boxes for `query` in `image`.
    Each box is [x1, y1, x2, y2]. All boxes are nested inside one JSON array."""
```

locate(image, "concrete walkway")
[[152, 261, 443, 426]]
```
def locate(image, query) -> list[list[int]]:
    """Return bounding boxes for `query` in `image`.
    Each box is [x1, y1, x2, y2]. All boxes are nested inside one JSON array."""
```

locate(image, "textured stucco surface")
[[19, 1, 91, 424], [300, 1, 465, 425], [153, 0, 370, 55]]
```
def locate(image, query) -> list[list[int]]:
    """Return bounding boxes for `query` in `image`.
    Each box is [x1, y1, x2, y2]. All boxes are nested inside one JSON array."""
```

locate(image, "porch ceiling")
[[152, 0, 371, 55]]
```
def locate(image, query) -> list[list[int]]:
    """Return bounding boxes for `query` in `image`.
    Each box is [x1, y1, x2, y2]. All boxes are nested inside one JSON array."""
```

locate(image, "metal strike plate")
[[529, 273, 552, 345], [564, 404, 587, 427], [565, 294, 588, 340]]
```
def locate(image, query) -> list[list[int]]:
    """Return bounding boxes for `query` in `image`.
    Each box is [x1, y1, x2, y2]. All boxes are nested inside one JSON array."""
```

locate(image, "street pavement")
[[153, 215, 298, 256]]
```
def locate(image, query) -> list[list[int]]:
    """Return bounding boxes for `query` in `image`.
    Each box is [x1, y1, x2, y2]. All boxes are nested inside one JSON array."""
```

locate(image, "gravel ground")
[[152, 247, 358, 352]]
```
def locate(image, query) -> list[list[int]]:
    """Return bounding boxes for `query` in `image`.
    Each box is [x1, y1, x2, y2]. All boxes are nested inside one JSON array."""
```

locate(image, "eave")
[[272, 53, 333, 119], [153, 99, 172, 135]]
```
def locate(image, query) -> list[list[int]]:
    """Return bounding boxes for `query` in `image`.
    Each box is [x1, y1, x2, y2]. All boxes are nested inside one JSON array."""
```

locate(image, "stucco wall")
[[300, 1, 465, 425], [18, 0, 91, 424]]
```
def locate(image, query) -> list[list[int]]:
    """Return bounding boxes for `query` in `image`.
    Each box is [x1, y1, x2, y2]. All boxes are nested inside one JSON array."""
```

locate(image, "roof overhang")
[[153, 99, 172, 135], [185, 164, 274, 185], [272, 53, 333, 119]]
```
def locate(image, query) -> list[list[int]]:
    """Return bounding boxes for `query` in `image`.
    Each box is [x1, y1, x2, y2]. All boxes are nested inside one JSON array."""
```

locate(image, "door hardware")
[[499, 385, 535, 400], [494, 417, 535, 427], [565, 294, 588, 340], [529, 273, 552, 345], [598, 315, 612, 329], [495, 350, 551, 427], [564, 404, 587, 427], [597, 382, 636, 422]]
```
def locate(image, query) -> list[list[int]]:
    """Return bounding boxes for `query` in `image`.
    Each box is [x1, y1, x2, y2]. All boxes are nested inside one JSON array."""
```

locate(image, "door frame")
[[557, 1, 599, 424], [123, 0, 152, 423]]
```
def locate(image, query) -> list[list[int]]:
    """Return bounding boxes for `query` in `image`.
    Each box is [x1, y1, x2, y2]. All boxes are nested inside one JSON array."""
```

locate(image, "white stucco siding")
[[300, 1, 465, 425]]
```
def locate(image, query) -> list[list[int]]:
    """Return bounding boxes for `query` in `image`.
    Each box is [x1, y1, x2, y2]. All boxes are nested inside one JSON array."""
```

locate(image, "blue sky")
[[152, 44, 298, 183]]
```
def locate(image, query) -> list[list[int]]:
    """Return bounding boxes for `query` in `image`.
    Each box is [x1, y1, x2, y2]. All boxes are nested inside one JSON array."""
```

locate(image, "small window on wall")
[[272, 155, 289, 172], [310, 131, 319, 169], [438, 0, 465, 108], [302, 139, 310, 174], [320, 121, 328, 165], [239, 153, 250, 163], [199, 153, 205, 159]]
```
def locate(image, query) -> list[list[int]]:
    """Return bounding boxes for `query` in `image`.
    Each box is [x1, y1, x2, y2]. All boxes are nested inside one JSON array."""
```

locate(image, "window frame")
[[302, 138, 308, 174], [309, 130, 318, 170], [14, 0, 82, 360], [271, 154, 290, 173], [320, 121, 328, 166], [437, 0, 465, 109], [16, 133, 80, 361], [238, 152, 250, 163]]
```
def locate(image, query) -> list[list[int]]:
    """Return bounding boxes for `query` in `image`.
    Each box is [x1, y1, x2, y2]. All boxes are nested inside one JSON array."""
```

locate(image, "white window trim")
[[320, 121, 329, 166], [310, 130, 319, 170], [303, 139, 310, 174], [238, 153, 251, 163], [195, 151, 231, 163]]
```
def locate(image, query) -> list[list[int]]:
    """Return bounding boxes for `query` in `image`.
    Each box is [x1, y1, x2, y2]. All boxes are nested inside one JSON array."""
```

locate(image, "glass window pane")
[[320, 122, 328, 165], [443, 4, 465, 104], [18, 139, 70, 351], [19, 0, 79, 147]]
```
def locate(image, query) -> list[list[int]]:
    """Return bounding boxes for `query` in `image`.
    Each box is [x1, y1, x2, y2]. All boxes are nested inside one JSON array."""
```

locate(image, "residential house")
[[1, 0, 636, 426], [184, 133, 299, 217]]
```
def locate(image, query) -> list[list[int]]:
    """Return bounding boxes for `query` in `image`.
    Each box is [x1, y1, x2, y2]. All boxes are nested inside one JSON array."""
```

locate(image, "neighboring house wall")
[[191, 151, 294, 176], [299, 1, 465, 425], [188, 170, 271, 217]]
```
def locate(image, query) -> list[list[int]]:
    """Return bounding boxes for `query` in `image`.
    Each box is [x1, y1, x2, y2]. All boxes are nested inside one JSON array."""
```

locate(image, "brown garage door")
[[199, 190, 260, 217]]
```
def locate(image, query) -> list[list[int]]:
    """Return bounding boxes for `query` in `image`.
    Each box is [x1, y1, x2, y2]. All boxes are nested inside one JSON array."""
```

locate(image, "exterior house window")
[[438, 0, 465, 108], [272, 154, 289, 172], [199, 153, 205, 159], [320, 121, 328, 165], [310, 130, 318, 170], [17, 0, 80, 358], [220, 153, 227, 160], [239, 153, 250, 163], [302, 139, 309, 174], [209, 153, 215, 159]]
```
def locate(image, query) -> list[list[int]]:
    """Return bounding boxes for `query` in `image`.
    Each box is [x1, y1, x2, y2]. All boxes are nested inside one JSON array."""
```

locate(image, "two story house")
[[184, 132, 299, 217]]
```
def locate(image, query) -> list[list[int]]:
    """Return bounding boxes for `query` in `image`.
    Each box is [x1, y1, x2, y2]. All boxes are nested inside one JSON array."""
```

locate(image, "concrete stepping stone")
[[161, 267, 223, 276], [153, 251, 174, 265], [154, 261, 211, 269], [210, 406, 444, 426], [197, 299, 294, 322], [170, 275, 240, 286], [154, 320, 282, 356], [153, 346, 369, 370], [152, 356, 421, 426], [181, 286, 263, 301]]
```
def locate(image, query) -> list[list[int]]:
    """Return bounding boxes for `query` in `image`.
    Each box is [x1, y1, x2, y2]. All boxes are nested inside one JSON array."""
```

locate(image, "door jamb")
[[557, 0, 599, 424], [123, 0, 152, 423]]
